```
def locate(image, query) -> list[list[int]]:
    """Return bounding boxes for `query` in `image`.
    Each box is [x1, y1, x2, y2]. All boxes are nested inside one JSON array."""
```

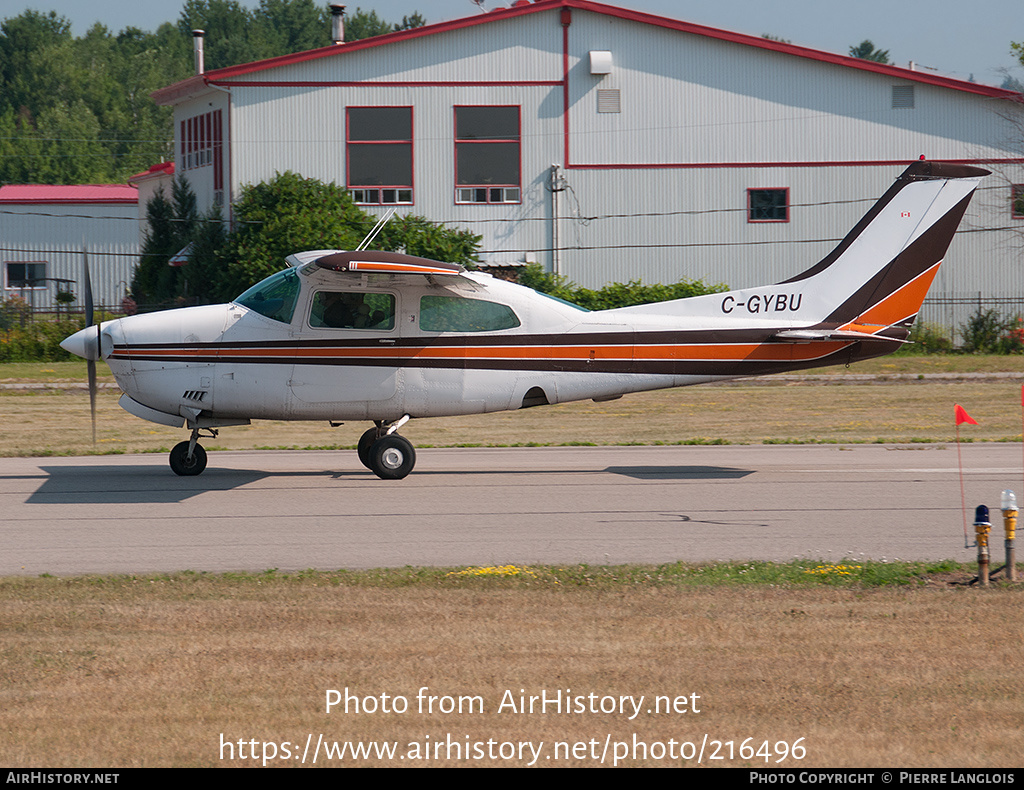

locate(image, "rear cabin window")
[[310, 291, 395, 330], [419, 295, 520, 332]]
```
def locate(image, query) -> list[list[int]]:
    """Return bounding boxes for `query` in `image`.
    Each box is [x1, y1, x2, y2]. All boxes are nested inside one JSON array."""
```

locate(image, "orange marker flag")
[[954, 404, 978, 425], [954, 403, 979, 547]]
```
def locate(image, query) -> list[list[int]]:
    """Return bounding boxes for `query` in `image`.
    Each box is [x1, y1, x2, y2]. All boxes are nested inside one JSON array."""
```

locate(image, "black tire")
[[368, 434, 415, 480], [169, 441, 208, 476], [357, 427, 379, 470]]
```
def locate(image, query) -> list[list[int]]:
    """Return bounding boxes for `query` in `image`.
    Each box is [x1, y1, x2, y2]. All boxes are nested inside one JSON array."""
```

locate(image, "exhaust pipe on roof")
[[330, 4, 346, 45], [192, 29, 205, 75]]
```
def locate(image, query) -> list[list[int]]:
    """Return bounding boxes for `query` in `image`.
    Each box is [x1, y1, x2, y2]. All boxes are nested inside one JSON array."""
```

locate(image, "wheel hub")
[[381, 447, 405, 469]]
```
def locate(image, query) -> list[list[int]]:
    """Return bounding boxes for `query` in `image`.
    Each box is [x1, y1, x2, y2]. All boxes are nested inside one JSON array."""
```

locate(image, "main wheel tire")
[[357, 427, 379, 470], [368, 434, 415, 480], [169, 441, 208, 476]]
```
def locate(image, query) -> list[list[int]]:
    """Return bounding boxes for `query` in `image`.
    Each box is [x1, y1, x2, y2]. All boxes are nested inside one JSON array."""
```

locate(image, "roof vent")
[[330, 4, 346, 45], [590, 50, 613, 75], [192, 30, 205, 75]]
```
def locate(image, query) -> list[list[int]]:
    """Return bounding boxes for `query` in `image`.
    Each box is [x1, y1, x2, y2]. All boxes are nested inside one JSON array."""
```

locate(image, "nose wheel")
[[169, 428, 217, 476], [357, 417, 416, 479], [169, 440, 208, 476]]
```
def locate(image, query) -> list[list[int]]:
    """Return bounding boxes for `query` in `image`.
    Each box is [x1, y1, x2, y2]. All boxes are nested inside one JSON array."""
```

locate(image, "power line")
[[2, 184, 1018, 227]]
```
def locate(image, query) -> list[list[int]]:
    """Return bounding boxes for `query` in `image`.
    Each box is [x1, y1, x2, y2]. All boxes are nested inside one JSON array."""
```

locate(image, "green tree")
[[132, 175, 202, 306], [0, 4, 425, 184], [344, 9, 396, 41], [133, 187, 178, 305], [849, 40, 890, 63], [32, 100, 112, 183], [0, 10, 73, 114], [254, 0, 329, 54], [184, 204, 228, 304], [177, 0, 268, 70], [208, 172, 479, 303]]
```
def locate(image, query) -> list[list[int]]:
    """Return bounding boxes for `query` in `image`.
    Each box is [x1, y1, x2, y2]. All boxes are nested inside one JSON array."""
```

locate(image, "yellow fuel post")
[[1001, 490, 1017, 583]]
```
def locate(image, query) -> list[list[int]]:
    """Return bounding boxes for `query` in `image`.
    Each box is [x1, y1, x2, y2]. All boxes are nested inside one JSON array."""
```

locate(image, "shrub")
[[894, 322, 954, 355], [515, 263, 727, 310], [0, 316, 83, 362], [958, 307, 1024, 354]]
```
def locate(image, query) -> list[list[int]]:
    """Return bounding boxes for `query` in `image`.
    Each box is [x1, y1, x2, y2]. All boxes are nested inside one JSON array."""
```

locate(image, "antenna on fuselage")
[[356, 207, 397, 251]]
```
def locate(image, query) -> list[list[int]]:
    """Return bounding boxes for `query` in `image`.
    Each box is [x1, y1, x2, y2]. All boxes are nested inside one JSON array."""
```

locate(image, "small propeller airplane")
[[62, 160, 987, 479]]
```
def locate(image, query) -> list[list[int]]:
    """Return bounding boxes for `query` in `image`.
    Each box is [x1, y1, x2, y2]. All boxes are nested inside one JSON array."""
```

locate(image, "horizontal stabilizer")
[[772, 329, 909, 344]]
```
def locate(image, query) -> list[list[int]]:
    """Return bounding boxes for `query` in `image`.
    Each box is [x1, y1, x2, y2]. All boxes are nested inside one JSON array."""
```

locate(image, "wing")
[[314, 250, 466, 276]]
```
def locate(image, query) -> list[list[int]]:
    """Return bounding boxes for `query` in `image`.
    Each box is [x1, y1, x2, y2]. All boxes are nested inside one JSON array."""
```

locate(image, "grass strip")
[[3, 558, 1015, 597]]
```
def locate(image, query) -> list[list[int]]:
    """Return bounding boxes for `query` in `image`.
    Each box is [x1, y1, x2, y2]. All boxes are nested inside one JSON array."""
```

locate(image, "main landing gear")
[[167, 421, 416, 480], [169, 427, 217, 476], [358, 415, 416, 480]]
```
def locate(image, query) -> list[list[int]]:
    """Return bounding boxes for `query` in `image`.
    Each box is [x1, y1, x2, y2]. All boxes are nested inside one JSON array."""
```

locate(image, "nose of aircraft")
[[60, 325, 103, 361]]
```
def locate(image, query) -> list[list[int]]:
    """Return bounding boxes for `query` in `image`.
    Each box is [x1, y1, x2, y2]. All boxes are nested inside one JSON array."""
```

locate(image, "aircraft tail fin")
[[782, 160, 987, 338], [614, 160, 988, 339]]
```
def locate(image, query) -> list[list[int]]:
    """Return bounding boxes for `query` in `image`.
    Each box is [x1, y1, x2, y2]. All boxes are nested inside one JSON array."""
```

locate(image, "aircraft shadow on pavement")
[[605, 465, 755, 480], [27, 465, 274, 504]]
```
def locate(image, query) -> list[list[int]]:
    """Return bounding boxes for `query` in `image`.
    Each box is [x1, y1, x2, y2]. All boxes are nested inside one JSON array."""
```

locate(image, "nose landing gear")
[[357, 415, 416, 480], [169, 427, 217, 476]]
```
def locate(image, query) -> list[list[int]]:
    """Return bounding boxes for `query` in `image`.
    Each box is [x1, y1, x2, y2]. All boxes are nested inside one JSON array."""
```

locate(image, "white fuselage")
[[97, 267, 745, 427]]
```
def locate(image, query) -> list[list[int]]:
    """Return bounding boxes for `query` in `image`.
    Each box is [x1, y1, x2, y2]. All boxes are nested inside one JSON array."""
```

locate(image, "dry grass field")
[[0, 570, 1022, 768]]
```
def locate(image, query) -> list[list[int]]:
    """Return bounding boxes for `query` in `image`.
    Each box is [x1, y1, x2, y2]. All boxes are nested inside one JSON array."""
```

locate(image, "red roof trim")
[[0, 184, 138, 204], [567, 157, 1024, 171], [152, 0, 1022, 103], [569, 1, 1019, 99], [127, 161, 175, 185]]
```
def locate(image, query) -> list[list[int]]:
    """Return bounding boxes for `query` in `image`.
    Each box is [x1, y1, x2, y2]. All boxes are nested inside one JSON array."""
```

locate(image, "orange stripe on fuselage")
[[111, 340, 851, 364]]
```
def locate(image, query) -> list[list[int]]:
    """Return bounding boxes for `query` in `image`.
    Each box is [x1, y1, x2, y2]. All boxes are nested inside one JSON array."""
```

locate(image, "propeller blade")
[[87, 358, 97, 444], [83, 247, 94, 328], [83, 247, 97, 444]]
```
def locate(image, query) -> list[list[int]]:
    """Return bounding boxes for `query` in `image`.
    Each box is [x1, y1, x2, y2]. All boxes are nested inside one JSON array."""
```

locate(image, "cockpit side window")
[[310, 291, 396, 330], [419, 294, 520, 332], [234, 269, 301, 324]]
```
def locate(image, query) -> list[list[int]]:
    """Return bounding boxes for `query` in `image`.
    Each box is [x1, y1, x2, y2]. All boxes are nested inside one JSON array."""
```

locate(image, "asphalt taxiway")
[[1, 444, 1020, 575]]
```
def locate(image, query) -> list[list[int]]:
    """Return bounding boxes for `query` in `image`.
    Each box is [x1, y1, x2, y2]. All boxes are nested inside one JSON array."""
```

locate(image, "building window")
[[454, 105, 521, 204], [748, 188, 789, 222], [1012, 185, 1024, 219], [347, 107, 414, 205], [179, 110, 223, 191], [4, 261, 47, 290], [180, 110, 222, 176]]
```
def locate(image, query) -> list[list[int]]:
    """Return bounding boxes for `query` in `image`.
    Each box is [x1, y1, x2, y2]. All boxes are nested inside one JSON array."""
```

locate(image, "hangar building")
[[152, 0, 1024, 331]]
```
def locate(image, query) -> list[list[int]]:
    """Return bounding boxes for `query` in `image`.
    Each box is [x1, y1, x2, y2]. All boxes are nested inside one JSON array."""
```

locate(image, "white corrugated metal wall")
[[171, 5, 1023, 332], [0, 205, 138, 311]]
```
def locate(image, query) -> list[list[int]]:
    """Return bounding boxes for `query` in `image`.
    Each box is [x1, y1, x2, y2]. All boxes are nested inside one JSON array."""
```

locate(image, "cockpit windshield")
[[234, 268, 301, 324]]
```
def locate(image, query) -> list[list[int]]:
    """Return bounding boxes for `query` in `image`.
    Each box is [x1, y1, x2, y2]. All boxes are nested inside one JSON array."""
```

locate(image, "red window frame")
[[180, 110, 222, 189], [747, 187, 790, 223], [346, 106, 414, 205], [454, 105, 521, 205]]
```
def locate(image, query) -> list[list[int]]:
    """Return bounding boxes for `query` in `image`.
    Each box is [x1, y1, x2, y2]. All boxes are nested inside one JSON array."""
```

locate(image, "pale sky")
[[10, 0, 1024, 87]]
